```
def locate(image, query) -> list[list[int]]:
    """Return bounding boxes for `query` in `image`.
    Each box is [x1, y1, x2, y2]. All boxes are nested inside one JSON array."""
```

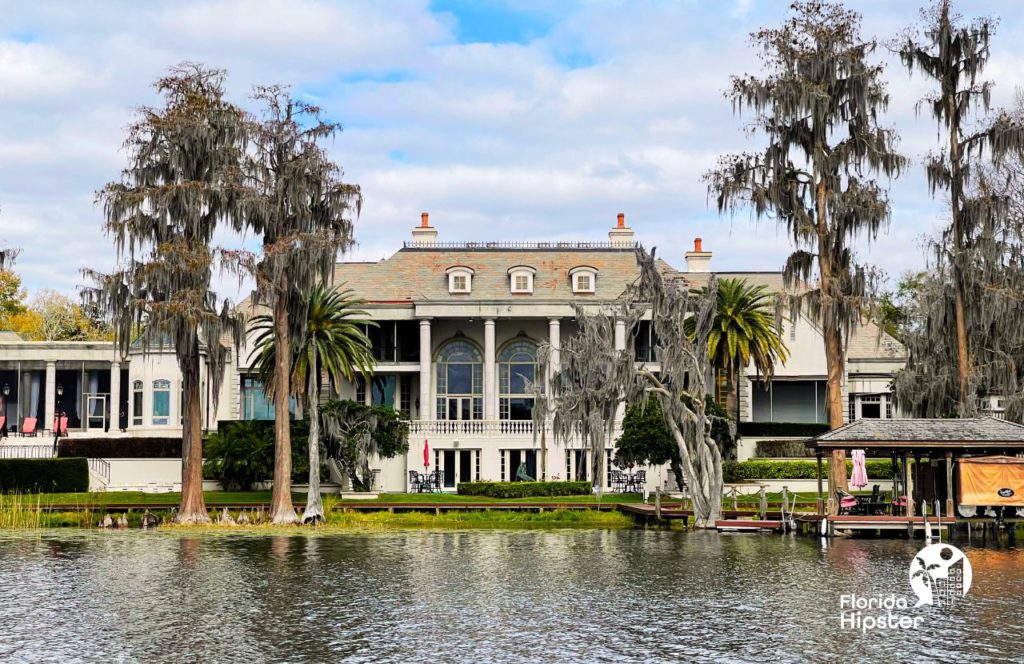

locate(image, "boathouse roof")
[[808, 417, 1024, 451]]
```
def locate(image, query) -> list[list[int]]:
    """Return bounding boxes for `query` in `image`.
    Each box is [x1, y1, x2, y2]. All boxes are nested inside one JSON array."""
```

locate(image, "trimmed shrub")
[[0, 458, 89, 493], [737, 422, 830, 438], [457, 481, 592, 499], [722, 459, 896, 482], [57, 437, 182, 459], [754, 439, 815, 458], [204, 419, 314, 489]]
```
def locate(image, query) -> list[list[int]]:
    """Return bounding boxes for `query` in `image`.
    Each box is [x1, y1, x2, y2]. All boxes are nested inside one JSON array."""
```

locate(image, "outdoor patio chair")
[[430, 469, 443, 492], [836, 489, 859, 515], [19, 417, 37, 437], [610, 470, 627, 493], [408, 470, 421, 493], [629, 470, 647, 493], [52, 416, 68, 437]]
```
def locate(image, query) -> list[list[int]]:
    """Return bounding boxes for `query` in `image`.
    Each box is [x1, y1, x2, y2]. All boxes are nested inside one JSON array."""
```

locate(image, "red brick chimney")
[[412, 211, 438, 244], [609, 212, 634, 246], [685, 237, 711, 272]]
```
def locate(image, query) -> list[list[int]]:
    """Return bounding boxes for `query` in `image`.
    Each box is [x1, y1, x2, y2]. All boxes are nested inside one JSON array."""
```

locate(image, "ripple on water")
[[0, 529, 1021, 663]]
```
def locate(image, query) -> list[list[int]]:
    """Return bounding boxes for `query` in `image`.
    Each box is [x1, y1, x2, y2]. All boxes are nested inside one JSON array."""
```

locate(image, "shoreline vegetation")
[[0, 491, 647, 531], [0, 489, 826, 531]]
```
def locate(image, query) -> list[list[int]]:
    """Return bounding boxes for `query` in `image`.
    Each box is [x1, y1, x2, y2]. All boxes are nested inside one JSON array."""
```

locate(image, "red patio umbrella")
[[423, 439, 430, 470]]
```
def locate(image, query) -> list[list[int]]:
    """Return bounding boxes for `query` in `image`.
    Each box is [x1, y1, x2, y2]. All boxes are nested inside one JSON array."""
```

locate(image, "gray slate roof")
[[332, 246, 657, 303], [813, 418, 1024, 443]]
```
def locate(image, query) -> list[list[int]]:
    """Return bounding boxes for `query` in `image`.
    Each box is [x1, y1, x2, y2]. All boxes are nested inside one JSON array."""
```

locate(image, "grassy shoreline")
[[9, 490, 647, 507]]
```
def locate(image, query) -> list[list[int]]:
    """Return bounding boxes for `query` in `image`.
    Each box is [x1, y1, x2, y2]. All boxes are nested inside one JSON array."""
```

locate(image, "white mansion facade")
[[0, 214, 907, 491]]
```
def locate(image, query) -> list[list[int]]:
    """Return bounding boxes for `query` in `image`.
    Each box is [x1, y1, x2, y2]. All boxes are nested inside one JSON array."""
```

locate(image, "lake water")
[[0, 529, 1022, 663]]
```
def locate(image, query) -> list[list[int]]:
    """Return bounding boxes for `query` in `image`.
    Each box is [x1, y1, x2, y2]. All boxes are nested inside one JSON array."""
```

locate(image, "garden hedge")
[[457, 480, 591, 498], [737, 422, 831, 438], [57, 437, 183, 459], [753, 439, 815, 458], [723, 459, 896, 482], [0, 458, 89, 493]]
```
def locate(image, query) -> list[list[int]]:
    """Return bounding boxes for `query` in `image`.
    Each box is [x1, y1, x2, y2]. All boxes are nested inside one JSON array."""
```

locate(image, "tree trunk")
[[948, 84, 974, 416], [662, 402, 722, 528], [816, 177, 848, 512], [303, 357, 324, 524], [824, 321, 848, 497], [589, 427, 605, 496], [270, 295, 298, 524], [175, 342, 210, 524]]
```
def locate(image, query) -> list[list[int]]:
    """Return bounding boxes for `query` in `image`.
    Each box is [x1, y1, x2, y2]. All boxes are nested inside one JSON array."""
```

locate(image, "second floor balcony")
[[408, 419, 623, 440]]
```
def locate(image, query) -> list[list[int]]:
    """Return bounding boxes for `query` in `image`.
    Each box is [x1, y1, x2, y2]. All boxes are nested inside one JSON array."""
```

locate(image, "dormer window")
[[446, 266, 474, 294], [508, 266, 536, 294], [569, 266, 598, 294]]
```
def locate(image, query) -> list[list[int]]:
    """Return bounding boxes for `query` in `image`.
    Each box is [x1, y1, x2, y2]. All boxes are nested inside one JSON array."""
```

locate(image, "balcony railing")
[[408, 420, 622, 438], [0, 444, 56, 459]]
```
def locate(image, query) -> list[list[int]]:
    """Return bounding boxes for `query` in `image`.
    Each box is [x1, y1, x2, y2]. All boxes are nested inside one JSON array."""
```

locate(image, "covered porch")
[[0, 339, 127, 437], [806, 418, 1024, 518]]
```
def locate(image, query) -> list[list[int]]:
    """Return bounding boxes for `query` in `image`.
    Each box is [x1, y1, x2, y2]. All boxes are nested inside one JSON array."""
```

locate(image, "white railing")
[[409, 420, 539, 436], [88, 458, 111, 484], [408, 420, 622, 438], [0, 445, 55, 459]]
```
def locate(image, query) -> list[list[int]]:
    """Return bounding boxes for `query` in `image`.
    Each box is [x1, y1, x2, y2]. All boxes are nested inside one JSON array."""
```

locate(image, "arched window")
[[436, 340, 483, 420], [152, 379, 171, 426], [499, 340, 537, 420]]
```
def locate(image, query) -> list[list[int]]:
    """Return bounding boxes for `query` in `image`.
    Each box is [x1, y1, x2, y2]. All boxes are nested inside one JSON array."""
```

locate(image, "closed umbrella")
[[423, 439, 430, 471], [850, 449, 869, 489]]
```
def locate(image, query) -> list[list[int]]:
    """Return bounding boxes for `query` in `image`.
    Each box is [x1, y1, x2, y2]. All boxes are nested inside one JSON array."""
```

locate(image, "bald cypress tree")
[[88, 64, 245, 523], [892, 0, 1024, 418], [237, 87, 361, 525], [707, 1, 905, 502]]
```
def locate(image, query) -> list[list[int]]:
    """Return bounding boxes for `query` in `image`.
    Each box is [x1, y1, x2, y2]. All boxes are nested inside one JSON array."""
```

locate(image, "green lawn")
[[17, 490, 647, 507]]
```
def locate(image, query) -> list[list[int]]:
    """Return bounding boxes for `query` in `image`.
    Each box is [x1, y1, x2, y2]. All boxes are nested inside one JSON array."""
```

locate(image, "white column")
[[484, 318, 496, 420], [547, 318, 561, 389], [418, 319, 432, 421], [614, 319, 626, 352], [109, 361, 121, 432], [44, 361, 56, 431], [614, 319, 626, 422]]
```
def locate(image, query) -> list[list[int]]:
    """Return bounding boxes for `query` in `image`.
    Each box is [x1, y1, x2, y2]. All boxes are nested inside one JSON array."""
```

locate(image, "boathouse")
[[807, 418, 1024, 519]]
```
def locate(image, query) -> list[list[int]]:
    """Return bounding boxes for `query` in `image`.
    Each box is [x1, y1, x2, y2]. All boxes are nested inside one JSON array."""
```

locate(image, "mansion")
[[0, 214, 907, 492]]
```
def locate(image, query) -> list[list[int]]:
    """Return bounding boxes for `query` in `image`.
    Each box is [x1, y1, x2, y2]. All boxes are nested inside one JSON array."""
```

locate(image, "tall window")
[[371, 376, 396, 407], [436, 340, 483, 420], [152, 379, 171, 426], [242, 376, 274, 420], [499, 340, 537, 420], [132, 380, 143, 426]]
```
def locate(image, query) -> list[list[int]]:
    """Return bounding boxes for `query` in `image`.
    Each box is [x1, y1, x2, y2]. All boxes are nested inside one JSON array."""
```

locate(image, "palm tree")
[[251, 283, 375, 523], [240, 88, 361, 525], [687, 278, 789, 422]]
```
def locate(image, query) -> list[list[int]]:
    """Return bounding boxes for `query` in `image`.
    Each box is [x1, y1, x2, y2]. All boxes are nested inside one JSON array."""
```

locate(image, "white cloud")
[[1, 0, 1023, 299]]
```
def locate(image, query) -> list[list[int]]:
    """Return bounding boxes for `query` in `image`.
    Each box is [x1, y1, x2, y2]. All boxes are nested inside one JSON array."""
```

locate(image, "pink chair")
[[52, 416, 68, 437], [20, 417, 38, 437]]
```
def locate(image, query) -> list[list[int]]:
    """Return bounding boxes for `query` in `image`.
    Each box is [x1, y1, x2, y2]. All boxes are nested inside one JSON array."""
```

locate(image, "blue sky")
[[3, 0, 1024, 300]]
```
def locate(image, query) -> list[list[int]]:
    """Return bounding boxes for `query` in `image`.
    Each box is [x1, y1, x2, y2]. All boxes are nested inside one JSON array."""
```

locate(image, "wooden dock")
[[793, 513, 958, 537], [715, 519, 784, 532]]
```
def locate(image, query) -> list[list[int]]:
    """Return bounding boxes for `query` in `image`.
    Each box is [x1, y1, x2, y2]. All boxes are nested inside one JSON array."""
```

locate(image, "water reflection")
[[0, 530, 1021, 662]]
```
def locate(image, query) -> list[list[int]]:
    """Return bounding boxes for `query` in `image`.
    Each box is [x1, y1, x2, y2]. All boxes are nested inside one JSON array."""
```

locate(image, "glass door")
[[445, 397, 472, 433], [442, 450, 456, 489], [86, 394, 107, 432]]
